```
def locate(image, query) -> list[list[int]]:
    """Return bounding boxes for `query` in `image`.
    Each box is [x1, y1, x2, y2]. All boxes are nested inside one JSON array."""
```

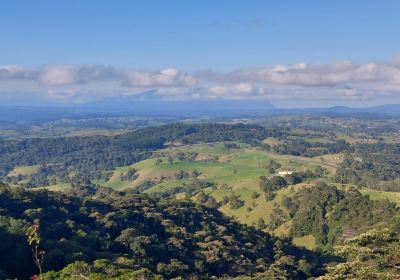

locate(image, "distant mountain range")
[[70, 97, 400, 117], [0, 101, 399, 123], [273, 104, 400, 116]]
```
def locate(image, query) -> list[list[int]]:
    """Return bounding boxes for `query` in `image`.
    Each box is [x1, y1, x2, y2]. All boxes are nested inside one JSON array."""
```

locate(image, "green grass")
[[102, 179, 130, 191], [262, 137, 282, 146], [92, 142, 400, 246], [99, 144, 332, 231], [8, 165, 40, 177], [273, 220, 293, 237], [360, 189, 400, 206], [205, 183, 309, 227], [328, 183, 400, 206], [146, 179, 189, 194], [37, 183, 71, 192], [101, 143, 336, 192], [293, 235, 316, 250]]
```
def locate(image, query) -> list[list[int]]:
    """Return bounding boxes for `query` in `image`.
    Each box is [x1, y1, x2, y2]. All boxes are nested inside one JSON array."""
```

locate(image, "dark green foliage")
[[195, 191, 207, 203], [265, 190, 276, 201], [317, 229, 400, 279], [268, 207, 286, 231], [167, 156, 174, 164], [224, 142, 240, 149], [174, 123, 273, 144], [289, 183, 400, 248], [67, 177, 98, 197], [175, 170, 190, 180], [262, 160, 282, 174], [336, 144, 400, 187], [257, 218, 266, 230], [314, 166, 325, 177], [260, 171, 319, 201], [259, 176, 285, 193], [191, 169, 202, 179], [44, 260, 163, 280], [273, 138, 350, 157], [229, 194, 245, 209], [282, 195, 297, 217], [133, 180, 157, 193], [0, 183, 320, 279], [259, 176, 284, 193], [120, 168, 138, 182], [221, 196, 229, 205], [205, 196, 219, 209], [251, 191, 260, 199], [271, 176, 288, 189], [156, 259, 188, 277]]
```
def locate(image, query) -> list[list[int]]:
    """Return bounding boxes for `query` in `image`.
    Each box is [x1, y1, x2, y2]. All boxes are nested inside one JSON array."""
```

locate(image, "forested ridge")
[[1, 181, 399, 279], [287, 183, 400, 248], [0, 123, 274, 184], [0, 182, 323, 279]]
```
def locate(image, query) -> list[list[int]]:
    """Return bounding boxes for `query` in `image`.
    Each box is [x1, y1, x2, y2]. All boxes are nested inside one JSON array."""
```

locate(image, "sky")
[[1, 0, 400, 108]]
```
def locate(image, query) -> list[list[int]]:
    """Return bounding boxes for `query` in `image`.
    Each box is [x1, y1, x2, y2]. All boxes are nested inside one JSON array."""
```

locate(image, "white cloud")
[[123, 68, 196, 88], [1, 58, 400, 104], [0, 65, 37, 79], [204, 59, 400, 87], [41, 66, 76, 85], [209, 83, 253, 95], [40, 65, 120, 85], [47, 88, 78, 100]]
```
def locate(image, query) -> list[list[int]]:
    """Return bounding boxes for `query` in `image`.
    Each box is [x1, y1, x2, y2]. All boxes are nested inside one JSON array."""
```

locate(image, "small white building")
[[277, 171, 294, 176]]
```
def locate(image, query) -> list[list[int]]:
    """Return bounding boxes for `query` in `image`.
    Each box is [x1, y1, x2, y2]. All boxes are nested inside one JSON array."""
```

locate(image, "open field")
[[7, 165, 40, 177], [360, 188, 400, 206], [37, 183, 72, 192], [293, 235, 317, 250], [101, 143, 335, 191]]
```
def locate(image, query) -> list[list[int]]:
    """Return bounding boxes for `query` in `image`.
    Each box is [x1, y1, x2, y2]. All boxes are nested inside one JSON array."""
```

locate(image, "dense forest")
[[1, 181, 399, 279], [335, 143, 400, 187], [0, 183, 323, 279], [287, 183, 400, 248], [271, 138, 350, 157]]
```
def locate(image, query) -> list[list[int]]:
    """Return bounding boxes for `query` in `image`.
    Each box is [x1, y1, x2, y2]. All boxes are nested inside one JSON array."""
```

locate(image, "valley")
[[1, 116, 400, 279]]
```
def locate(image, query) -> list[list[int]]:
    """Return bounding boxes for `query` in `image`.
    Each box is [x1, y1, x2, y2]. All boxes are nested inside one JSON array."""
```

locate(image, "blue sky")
[[1, 0, 400, 107]]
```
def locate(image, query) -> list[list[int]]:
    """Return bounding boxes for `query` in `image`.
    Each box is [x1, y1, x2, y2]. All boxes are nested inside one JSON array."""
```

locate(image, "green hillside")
[[88, 142, 400, 250], [102, 143, 330, 190]]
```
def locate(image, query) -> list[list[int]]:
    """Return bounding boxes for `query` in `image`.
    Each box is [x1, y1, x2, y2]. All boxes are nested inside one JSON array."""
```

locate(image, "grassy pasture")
[[8, 165, 40, 177], [293, 235, 316, 250], [103, 143, 329, 192], [36, 183, 71, 192], [360, 188, 400, 206]]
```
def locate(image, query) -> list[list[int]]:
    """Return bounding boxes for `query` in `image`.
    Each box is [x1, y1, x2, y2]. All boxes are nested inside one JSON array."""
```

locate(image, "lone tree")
[[26, 219, 45, 280]]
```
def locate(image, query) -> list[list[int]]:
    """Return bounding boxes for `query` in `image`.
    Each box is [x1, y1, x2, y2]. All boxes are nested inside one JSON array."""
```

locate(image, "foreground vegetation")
[[0, 183, 324, 279]]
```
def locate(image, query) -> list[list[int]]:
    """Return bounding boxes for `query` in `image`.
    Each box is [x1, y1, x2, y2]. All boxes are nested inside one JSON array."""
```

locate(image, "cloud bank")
[[1, 58, 400, 105]]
